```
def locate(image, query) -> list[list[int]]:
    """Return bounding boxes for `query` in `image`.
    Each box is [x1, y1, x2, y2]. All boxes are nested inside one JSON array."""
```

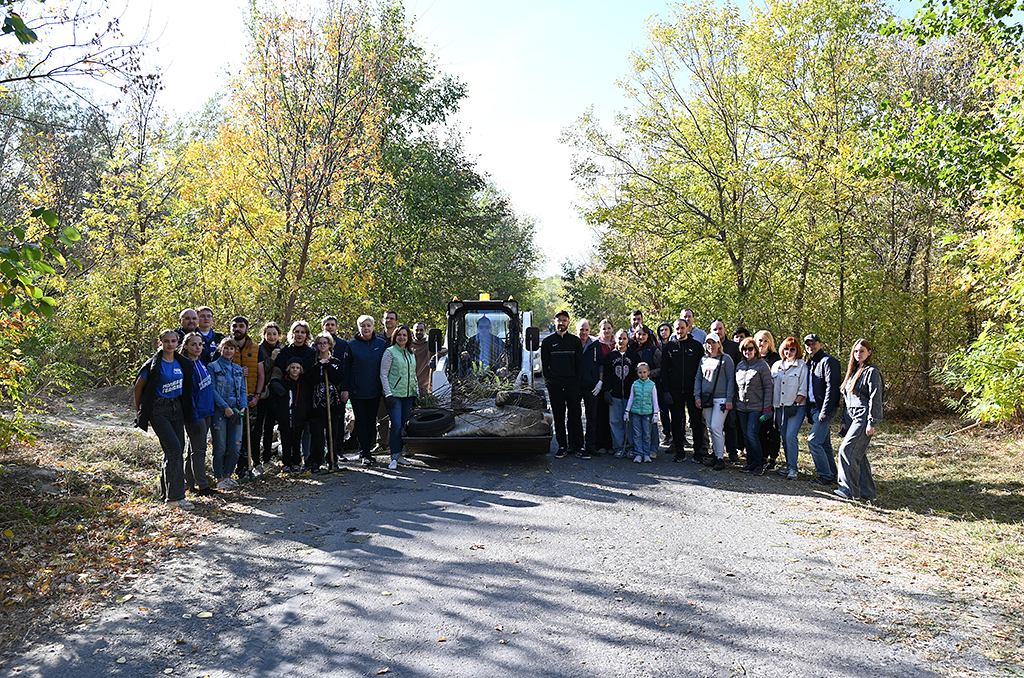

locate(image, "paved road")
[[8, 449, 955, 678]]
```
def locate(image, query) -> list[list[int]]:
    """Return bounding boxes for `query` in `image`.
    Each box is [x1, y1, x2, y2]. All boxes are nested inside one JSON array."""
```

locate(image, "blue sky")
[[127, 0, 920, 277]]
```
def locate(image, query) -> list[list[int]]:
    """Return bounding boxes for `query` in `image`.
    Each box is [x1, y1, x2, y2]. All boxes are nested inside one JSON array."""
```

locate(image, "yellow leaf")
[[3, 529, 13, 538]]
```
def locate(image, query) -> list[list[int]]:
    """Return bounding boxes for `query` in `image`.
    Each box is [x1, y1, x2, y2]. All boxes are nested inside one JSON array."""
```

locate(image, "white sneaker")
[[397, 457, 413, 466], [218, 478, 238, 490], [649, 451, 657, 459], [388, 460, 398, 470], [166, 499, 194, 509], [787, 469, 798, 480], [633, 455, 642, 463], [253, 464, 265, 476]]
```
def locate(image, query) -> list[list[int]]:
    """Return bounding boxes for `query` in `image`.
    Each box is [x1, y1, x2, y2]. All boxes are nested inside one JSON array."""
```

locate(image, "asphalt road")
[[7, 447, 961, 678]]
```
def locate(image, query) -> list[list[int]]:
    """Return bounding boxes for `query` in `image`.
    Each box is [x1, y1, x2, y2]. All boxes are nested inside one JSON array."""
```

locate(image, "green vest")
[[632, 378, 655, 415], [386, 345, 418, 398]]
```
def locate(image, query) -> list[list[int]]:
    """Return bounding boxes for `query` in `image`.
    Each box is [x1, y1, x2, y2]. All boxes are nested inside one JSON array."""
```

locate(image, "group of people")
[[541, 308, 885, 502], [133, 309, 445, 509]]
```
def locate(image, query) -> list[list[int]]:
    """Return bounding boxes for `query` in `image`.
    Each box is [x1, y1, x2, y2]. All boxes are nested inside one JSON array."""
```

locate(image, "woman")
[[275, 320, 317, 374], [255, 321, 283, 471], [630, 325, 662, 456], [208, 338, 246, 489], [601, 330, 640, 458], [693, 332, 734, 470], [582, 319, 615, 455], [772, 337, 808, 480], [380, 325, 417, 470], [734, 337, 773, 475], [343, 315, 388, 467], [835, 339, 884, 501], [180, 332, 216, 496], [308, 332, 345, 474], [133, 329, 195, 509], [754, 330, 782, 469], [656, 321, 674, 447]]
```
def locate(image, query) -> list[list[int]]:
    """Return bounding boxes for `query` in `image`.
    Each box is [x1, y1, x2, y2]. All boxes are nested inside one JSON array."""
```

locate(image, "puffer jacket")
[[734, 357, 773, 412]]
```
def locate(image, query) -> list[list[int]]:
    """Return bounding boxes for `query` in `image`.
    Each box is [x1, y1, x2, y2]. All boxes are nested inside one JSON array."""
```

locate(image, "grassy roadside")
[[815, 419, 1024, 665], [0, 416, 291, 655]]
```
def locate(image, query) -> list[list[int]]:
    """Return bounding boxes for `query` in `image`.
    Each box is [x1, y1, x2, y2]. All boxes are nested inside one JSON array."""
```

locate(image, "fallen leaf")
[[437, 637, 447, 642], [197, 612, 213, 619], [116, 657, 127, 664], [381, 591, 392, 596], [164, 670, 173, 675], [376, 669, 390, 675], [494, 624, 503, 631], [3, 529, 13, 538], [117, 594, 134, 603], [182, 614, 192, 619]]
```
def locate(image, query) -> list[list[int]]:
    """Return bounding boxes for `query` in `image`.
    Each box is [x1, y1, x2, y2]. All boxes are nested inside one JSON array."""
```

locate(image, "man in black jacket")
[[804, 334, 841, 484], [542, 310, 585, 459], [663, 319, 707, 462]]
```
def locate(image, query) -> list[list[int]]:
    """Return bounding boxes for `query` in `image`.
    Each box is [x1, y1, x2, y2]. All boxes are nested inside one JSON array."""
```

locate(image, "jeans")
[[549, 383, 583, 451], [837, 407, 877, 500], [609, 396, 627, 454], [807, 406, 837, 480], [630, 413, 653, 458], [738, 411, 765, 468], [183, 416, 211, 491], [387, 396, 414, 459], [151, 397, 186, 502], [702, 401, 727, 459], [211, 408, 243, 480], [776, 406, 804, 473], [352, 397, 380, 457]]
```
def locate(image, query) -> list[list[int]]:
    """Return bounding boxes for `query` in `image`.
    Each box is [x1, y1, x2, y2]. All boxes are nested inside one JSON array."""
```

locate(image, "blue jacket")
[[208, 356, 246, 411], [345, 334, 388, 399], [807, 351, 842, 419], [189, 360, 216, 421]]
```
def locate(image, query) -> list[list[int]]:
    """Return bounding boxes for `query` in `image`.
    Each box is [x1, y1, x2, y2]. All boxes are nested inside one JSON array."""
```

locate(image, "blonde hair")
[[288, 320, 312, 346], [754, 330, 775, 353]]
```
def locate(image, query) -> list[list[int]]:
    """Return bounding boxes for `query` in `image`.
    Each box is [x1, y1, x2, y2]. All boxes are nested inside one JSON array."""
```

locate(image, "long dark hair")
[[842, 339, 873, 393], [389, 325, 413, 350]]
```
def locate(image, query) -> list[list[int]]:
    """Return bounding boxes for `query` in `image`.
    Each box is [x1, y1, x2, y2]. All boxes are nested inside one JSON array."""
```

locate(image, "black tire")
[[405, 409, 456, 437], [495, 390, 546, 410]]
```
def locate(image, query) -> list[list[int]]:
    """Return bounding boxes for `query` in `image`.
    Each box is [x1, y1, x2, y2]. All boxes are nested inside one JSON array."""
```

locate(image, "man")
[[542, 310, 585, 459], [804, 333, 841, 485], [227, 316, 263, 478], [196, 306, 224, 364], [376, 310, 399, 449], [679, 308, 706, 344], [322, 315, 350, 364], [732, 327, 750, 343], [174, 308, 199, 344], [627, 310, 657, 345], [460, 316, 508, 372], [711, 318, 743, 463], [411, 321, 447, 393], [663, 319, 706, 462], [380, 310, 399, 341]]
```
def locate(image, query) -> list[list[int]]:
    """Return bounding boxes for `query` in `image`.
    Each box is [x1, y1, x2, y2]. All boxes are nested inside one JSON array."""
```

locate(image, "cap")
[[803, 333, 823, 344], [554, 309, 570, 319], [705, 332, 722, 343]]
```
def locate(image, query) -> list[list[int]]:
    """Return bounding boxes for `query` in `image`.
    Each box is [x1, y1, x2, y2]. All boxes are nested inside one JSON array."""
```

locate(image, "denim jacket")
[[208, 356, 246, 411]]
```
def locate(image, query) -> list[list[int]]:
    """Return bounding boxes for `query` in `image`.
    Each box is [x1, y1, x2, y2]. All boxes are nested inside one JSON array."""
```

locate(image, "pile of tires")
[[405, 409, 456, 437]]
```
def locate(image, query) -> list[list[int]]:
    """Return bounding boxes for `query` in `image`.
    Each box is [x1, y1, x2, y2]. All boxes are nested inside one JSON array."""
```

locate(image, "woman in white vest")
[[380, 324, 418, 470]]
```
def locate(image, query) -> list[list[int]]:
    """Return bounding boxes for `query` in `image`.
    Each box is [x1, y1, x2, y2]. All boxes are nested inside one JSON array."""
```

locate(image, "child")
[[271, 358, 311, 472], [208, 338, 247, 489], [625, 362, 660, 463]]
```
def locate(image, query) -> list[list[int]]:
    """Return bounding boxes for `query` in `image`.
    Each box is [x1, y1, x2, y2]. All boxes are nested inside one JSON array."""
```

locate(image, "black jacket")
[[271, 373, 312, 428], [582, 340, 612, 390], [541, 331, 583, 388], [602, 348, 641, 400], [134, 351, 195, 432], [663, 335, 703, 395]]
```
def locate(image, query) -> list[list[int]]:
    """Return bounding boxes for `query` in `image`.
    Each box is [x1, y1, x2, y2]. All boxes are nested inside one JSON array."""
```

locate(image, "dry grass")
[[0, 418, 294, 655], [823, 419, 1024, 664]]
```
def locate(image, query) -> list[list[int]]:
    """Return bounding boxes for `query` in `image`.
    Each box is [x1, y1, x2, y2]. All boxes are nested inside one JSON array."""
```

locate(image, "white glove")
[[591, 380, 602, 396]]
